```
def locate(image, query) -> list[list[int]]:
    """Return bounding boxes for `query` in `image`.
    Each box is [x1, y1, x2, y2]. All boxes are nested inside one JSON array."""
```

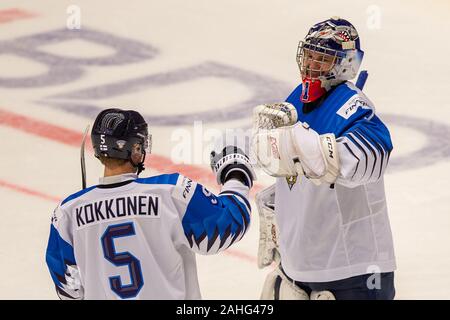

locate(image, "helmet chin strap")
[[130, 150, 146, 175]]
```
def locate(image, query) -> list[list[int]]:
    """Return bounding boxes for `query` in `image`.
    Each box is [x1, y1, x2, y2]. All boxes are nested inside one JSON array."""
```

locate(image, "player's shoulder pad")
[[171, 174, 198, 205], [61, 185, 97, 206], [336, 82, 375, 120], [135, 173, 180, 186]]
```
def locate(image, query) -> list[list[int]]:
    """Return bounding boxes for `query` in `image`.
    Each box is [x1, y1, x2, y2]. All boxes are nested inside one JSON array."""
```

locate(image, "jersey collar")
[[99, 173, 138, 185]]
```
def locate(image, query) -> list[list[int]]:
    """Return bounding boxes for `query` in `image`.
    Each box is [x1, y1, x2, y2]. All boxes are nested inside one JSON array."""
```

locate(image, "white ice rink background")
[[1, 0, 450, 299]]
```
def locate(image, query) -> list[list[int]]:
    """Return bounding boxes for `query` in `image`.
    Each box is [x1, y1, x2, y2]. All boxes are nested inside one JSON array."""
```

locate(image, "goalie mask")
[[297, 17, 364, 103], [91, 108, 152, 175]]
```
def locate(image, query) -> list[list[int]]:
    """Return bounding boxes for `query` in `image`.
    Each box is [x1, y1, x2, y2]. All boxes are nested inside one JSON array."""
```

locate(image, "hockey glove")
[[210, 146, 256, 188]]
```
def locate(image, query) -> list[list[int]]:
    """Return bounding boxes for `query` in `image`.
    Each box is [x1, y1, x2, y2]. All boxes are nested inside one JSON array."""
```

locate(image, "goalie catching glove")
[[253, 120, 341, 184], [210, 146, 256, 188]]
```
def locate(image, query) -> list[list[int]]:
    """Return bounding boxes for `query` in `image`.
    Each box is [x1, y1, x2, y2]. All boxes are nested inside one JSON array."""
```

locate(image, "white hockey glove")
[[210, 145, 256, 188], [256, 184, 280, 269], [252, 102, 298, 130], [254, 121, 341, 184], [251, 103, 299, 177]]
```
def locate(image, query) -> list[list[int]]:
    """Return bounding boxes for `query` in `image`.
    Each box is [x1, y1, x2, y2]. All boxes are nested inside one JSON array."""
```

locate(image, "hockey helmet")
[[297, 17, 364, 103], [91, 108, 151, 174]]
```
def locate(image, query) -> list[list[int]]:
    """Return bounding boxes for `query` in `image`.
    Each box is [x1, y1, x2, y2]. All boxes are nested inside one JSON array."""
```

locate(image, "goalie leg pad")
[[310, 290, 336, 300], [260, 267, 309, 300], [256, 184, 280, 269]]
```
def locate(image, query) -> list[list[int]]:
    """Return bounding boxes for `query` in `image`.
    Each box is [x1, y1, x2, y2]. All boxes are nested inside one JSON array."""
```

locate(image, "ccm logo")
[[183, 179, 192, 199], [326, 136, 334, 159], [269, 136, 281, 159]]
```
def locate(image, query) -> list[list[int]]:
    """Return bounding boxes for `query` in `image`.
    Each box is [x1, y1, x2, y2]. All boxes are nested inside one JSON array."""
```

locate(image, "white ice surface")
[[0, 0, 450, 299]]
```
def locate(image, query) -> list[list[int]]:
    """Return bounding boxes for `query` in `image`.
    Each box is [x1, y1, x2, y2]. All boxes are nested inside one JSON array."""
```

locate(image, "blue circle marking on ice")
[[0, 27, 449, 173]]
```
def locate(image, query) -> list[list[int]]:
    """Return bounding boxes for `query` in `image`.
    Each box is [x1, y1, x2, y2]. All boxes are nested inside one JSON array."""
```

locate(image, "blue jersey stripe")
[[46, 224, 77, 287], [375, 141, 385, 179], [219, 190, 251, 211], [182, 184, 250, 254], [61, 185, 97, 206], [353, 130, 378, 179], [343, 142, 360, 180], [226, 195, 250, 232], [345, 133, 369, 177], [135, 173, 179, 186], [353, 120, 391, 153]]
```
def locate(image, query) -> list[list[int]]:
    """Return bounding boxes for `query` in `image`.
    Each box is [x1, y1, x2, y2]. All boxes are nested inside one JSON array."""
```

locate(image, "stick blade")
[[81, 125, 90, 189]]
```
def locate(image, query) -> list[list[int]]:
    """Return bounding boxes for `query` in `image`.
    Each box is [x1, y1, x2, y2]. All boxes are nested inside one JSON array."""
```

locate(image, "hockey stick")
[[355, 70, 368, 90], [81, 125, 90, 189]]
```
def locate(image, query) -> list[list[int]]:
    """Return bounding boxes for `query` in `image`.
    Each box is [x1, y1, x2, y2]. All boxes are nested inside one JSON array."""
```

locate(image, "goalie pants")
[[280, 266, 395, 300]]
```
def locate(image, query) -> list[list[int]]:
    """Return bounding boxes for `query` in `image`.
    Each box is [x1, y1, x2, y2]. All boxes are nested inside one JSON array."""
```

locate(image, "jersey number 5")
[[101, 222, 144, 299]]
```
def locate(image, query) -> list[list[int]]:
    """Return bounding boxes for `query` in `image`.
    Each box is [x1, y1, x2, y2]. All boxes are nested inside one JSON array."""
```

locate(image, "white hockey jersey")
[[276, 81, 396, 282], [45, 173, 251, 299]]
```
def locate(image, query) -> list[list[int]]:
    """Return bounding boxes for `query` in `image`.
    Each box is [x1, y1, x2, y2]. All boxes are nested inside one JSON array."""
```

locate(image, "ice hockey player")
[[45, 108, 255, 299], [254, 17, 396, 300]]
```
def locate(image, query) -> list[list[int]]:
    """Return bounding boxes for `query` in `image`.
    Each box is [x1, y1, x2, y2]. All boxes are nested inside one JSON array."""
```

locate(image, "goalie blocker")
[[252, 103, 340, 185]]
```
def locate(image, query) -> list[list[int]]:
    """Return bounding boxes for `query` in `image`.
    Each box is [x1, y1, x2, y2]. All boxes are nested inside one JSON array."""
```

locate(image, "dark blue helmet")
[[305, 17, 362, 52], [91, 108, 151, 173]]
